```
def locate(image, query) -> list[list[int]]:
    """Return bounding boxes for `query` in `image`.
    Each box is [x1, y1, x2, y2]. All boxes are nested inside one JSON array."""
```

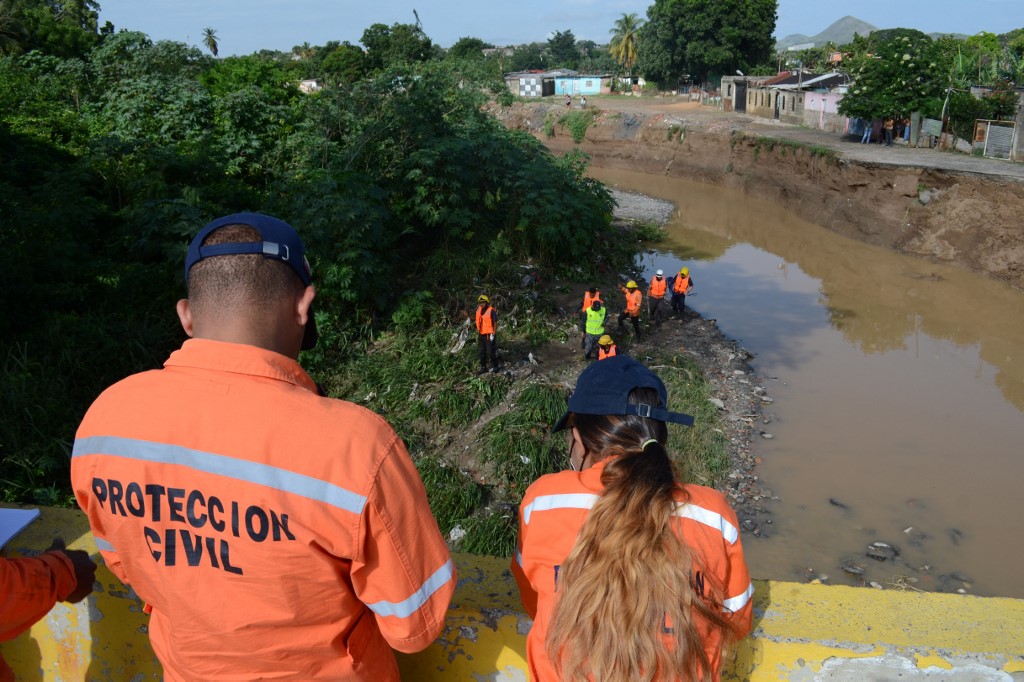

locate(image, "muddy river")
[[591, 167, 1024, 598]]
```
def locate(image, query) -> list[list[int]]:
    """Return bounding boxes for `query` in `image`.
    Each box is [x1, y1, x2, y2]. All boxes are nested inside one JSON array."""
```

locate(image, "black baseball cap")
[[552, 355, 695, 432]]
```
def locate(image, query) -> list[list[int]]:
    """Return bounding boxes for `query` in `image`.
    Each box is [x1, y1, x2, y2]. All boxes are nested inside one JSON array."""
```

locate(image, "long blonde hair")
[[546, 388, 735, 681]]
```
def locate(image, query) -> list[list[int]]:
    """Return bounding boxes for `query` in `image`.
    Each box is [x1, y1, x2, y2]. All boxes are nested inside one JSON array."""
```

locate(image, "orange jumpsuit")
[[1, 552, 77, 682], [512, 459, 753, 681], [72, 339, 455, 681]]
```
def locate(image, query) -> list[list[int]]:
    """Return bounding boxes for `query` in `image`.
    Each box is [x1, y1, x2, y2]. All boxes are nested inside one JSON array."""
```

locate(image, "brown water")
[[592, 167, 1024, 598]]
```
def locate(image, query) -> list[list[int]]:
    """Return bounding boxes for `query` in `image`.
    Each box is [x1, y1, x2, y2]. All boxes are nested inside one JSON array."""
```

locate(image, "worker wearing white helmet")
[[648, 269, 668, 325]]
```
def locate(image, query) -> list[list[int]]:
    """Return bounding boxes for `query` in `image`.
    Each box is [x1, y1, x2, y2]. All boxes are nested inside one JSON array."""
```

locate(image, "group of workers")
[[3, 213, 745, 682]]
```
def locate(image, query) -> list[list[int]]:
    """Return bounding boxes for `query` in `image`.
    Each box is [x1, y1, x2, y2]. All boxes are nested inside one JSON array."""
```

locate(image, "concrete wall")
[[803, 92, 852, 134], [554, 77, 604, 96], [4, 505, 1024, 680]]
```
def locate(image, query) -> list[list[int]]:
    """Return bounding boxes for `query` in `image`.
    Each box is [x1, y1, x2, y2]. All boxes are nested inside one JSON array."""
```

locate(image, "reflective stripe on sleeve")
[[522, 493, 599, 525], [673, 503, 739, 544], [515, 548, 523, 567], [366, 558, 455, 619], [72, 435, 367, 515], [723, 582, 754, 613], [94, 536, 115, 553]]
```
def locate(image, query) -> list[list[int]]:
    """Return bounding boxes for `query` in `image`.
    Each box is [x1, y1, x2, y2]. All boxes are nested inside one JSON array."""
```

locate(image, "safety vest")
[[598, 345, 617, 360], [674, 275, 691, 294], [476, 306, 496, 335], [512, 459, 754, 682], [649, 277, 666, 298], [71, 339, 456, 681], [581, 291, 601, 312], [585, 306, 606, 335], [624, 289, 642, 315]]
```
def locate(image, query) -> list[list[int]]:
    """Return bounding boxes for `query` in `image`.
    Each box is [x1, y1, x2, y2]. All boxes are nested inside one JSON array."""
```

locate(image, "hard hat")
[[626, 280, 638, 289], [656, 269, 663, 276], [478, 294, 490, 304], [681, 267, 689, 276], [598, 335, 613, 346]]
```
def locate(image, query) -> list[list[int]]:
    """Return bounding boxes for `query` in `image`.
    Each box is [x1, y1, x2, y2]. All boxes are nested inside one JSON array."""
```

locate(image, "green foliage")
[[558, 108, 598, 143], [638, 0, 777, 86], [319, 42, 367, 85], [547, 29, 578, 69], [3, 0, 103, 58], [360, 22, 434, 73], [455, 506, 517, 556], [946, 81, 1020, 141], [447, 36, 491, 60], [609, 13, 644, 74], [507, 43, 547, 72], [838, 32, 947, 120], [416, 455, 485, 536]]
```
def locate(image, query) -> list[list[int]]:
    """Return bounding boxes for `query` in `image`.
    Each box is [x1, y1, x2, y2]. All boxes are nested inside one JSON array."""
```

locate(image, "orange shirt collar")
[[165, 338, 319, 394]]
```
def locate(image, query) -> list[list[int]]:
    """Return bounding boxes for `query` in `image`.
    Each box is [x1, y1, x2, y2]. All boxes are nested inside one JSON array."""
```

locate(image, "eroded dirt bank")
[[494, 102, 1024, 291]]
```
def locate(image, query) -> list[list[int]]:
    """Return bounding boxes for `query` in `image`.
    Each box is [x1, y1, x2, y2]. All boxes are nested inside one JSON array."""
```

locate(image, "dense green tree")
[[4, 0, 102, 57], [546, 29, 578, 68], [507, 43, 546, 71], [320, 42, 366, 84], [638, 0, 777, 86], [838, 32, 947, 120], [202, 27, 218, 57], [360, 22, 434, 72], [448, 36, 491, 60], [609, 12, 643, 75]]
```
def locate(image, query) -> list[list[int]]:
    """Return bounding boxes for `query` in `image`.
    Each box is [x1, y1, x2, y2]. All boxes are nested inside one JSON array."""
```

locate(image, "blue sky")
[[96, 0, 1024, 57]]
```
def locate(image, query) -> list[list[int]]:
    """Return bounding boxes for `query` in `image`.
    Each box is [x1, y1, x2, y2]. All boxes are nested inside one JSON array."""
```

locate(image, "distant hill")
[[776, 16, 876, 51]]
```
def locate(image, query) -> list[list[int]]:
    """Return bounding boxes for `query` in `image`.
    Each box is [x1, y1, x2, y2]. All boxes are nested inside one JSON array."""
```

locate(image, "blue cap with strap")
[[552, 354, 695, 432], [185, 212, 312, 286]]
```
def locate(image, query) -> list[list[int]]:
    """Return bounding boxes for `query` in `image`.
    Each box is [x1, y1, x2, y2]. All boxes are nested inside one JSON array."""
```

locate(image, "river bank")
[[493, 99, 1024, 291]]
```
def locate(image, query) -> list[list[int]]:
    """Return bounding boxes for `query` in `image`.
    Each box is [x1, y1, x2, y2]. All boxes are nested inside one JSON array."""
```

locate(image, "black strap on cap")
[[628, 403, 695, 427]]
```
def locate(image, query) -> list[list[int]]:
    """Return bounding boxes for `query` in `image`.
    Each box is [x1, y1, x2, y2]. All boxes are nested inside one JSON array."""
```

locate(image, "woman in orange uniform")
[[512, 355, 753, 681]]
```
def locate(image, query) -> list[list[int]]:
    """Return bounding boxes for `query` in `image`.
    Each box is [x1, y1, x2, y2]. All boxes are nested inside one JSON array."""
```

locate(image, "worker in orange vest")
[[648, 269, 668, 324], [512, 355, 753, 680], [71, 213, 455, 681], [616, 279, 642, 338], [597, 335, 617, 360], [579, 287, 601, 348], [476, 294, 499, 374], [671, 266, 694, 319], [1, 540, 96, 681]]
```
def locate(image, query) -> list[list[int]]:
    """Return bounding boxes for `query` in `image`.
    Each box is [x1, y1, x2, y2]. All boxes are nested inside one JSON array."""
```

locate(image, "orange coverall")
[[72, 339, 455, 681], [512, 458, 753, 681], [0, 552, 77, 682]]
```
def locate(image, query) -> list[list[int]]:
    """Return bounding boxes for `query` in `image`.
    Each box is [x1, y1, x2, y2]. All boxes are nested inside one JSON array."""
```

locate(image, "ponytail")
[[545, 392, 735, 681]]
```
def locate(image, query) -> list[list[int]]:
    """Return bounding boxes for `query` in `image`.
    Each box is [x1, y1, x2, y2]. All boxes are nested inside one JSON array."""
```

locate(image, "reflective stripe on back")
[[366, 558, 455, 619], [72, 435, 367, 515], [94, 536, 116, 553], [673, 502, 739, 544], [522, 493, 599, 525], [723, 582, 754, 613]]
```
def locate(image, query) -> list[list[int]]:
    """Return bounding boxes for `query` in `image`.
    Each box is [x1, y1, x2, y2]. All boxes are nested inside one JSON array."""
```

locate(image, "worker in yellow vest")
[[597, 335, 618, 360], [648, 269, 668, 324], [582, 300, 607, 361], [671, 267, 694, 319], [476, 294, 499, 374], [617, 280, 642, 338]]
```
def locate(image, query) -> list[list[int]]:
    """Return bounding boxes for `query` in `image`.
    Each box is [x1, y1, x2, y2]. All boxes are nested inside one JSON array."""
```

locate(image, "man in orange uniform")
[[476, 294, 499, 374], [71, 213, 455, 681], [672, 265, 694, 319], [648, 269, 668, 324], [616, 279, 642, 338], [1, 541, 96, 681]]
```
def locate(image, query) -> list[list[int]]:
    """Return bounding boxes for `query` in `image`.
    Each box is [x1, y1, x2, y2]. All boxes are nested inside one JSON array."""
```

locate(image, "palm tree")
[[202, 27, 218, 57], [609, 12, 643, 76]]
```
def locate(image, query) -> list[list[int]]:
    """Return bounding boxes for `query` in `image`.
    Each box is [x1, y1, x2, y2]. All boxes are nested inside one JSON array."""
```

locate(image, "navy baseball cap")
[[552, 355, 695, 431], [185, 212, 312, 287]]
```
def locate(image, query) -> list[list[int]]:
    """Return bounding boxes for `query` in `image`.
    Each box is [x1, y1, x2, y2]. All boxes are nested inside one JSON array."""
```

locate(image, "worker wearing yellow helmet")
[[671, 266, 694, 320], [476, 294, 499, 374], [597, 335, 618, 360], [616, 279, 643, 338]]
